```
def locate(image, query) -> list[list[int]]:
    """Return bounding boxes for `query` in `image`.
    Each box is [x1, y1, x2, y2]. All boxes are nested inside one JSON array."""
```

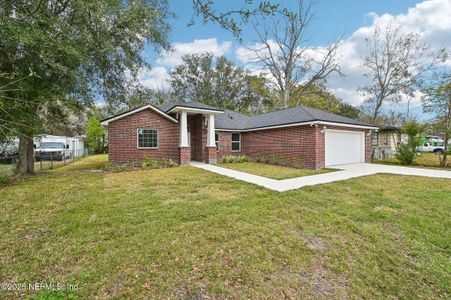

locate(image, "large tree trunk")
[[283, 88, 290, 108], [16, 131, 35, 175]]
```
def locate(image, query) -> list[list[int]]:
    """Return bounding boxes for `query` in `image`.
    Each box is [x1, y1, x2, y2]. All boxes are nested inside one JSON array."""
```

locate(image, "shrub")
[[0, 175, 10, 185], [395, 121, 424, 165], [142, 157, 177, 169], [106, 161, 137, 172], [236, 155, 249, 163], [395, 143, 417, 165], [221, 155, 235, 163]]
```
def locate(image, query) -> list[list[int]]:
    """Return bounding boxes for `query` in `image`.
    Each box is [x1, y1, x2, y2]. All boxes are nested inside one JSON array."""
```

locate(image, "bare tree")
[[246, 0, 343, 108], [360, 23, 446, 123]]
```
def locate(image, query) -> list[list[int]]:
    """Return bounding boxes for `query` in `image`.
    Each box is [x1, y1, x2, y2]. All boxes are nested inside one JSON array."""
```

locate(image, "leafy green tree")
[[0, 0, 171, 175], [291, 84, 360, 118], [169, 52, 271, 114], [395, 121, 424, 165], [86, 116, 105, 154], [422, 73, 451, 167]]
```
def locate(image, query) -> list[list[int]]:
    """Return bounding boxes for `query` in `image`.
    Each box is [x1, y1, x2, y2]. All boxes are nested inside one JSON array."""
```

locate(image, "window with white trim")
[[215, 133, 219, 151], [137, 129, 158, 148], [371, 130, 378, 146], [231, 133, 240, 151]]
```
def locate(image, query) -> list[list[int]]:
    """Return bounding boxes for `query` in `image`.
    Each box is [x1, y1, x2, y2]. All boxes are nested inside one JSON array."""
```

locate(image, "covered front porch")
[[170, 106, 223, 165]]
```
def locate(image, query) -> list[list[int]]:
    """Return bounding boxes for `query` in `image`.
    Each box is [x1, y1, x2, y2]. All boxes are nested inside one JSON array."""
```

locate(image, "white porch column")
[[207, 113, 216, 147], [179, 110, 189, 147]]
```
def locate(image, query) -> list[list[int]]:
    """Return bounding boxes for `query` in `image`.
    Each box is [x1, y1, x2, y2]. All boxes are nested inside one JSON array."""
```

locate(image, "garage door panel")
[[325, 130, 364, 166]]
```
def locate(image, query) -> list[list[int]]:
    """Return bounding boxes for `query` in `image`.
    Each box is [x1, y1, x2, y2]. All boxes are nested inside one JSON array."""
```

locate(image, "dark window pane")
[[232, 142, 240, 151], [231, 133, 240, 141]]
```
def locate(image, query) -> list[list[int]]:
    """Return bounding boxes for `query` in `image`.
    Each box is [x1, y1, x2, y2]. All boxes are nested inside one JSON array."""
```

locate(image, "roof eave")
[[167, 105, 224, 114], [100, 105, 178, 126]]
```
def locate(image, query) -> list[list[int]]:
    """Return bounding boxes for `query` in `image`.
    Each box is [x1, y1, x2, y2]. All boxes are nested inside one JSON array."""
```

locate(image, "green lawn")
[[374, 153, 451, 169], [0, 155, 450, 299], [0, 163, 14, 177], [219, 162, 337, 180]]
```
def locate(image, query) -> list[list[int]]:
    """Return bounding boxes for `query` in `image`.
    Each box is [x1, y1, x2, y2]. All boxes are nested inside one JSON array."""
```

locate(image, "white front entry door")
[[325, 130, 365, 166]]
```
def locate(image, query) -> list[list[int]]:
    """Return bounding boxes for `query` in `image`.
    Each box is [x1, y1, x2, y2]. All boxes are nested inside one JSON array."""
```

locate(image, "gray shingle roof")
[[214, 105, 375, 130], [215, 109, 249, 130], [157, 101, 375, 130]]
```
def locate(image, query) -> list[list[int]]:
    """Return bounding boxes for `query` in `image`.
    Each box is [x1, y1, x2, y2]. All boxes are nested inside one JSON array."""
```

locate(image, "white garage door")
[[325, 130, 364, 166]]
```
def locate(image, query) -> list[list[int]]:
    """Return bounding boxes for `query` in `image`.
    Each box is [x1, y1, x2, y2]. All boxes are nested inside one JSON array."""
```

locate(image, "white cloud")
[[236, 0, 451, 112], [329, 0, 451, 107], [139, 67, 170, 89], [157, 38, 232, 67], [139, 38, 232, 89]]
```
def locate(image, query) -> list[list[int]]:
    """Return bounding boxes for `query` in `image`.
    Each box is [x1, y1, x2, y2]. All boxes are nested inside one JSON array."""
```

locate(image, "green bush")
[[106, 161, 137, 172], [236, 155, 249, 163], [395, 143, 417, 165], [0, 175, 10, 185], [220, 155, 234, 163], [142, 157, 177, 169], [395, 121, 424, 165]]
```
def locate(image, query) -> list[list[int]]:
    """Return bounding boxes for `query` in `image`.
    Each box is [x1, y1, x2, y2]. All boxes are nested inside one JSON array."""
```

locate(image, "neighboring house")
[[101, 102, 378, 169], [371, 126, 409, 155]]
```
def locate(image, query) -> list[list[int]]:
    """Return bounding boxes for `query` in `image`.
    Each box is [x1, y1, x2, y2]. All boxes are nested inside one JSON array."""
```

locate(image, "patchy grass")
[[0, 155, 450, 299], [0, 163, 14, 177], [374, 153, 451, 169], [219, 162, 337, 180]]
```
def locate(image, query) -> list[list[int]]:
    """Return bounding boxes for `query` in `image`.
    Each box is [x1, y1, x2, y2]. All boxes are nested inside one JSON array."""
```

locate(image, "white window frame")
[[231, 132, 241, 152], [371, 130, 378, 146], [137, 128, 159, 149]]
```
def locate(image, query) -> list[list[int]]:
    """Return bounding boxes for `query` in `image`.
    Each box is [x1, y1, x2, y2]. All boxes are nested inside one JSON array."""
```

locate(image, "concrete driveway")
[[191, 162, 451, 192]]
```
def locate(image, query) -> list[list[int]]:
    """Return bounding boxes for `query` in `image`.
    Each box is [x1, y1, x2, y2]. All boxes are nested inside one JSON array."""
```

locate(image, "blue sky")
[[165, 0, 423, 45], [140, 0, 451, 120]]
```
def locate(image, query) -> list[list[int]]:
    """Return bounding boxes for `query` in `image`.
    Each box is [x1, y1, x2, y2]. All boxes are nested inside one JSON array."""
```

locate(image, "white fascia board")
[[100, 105, 178, 126], [317, 121, 378, 130], [167, 106, 224, 114]]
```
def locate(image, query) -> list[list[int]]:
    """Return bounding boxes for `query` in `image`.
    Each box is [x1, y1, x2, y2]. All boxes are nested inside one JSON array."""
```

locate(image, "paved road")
[[190, 162, 451, 192]]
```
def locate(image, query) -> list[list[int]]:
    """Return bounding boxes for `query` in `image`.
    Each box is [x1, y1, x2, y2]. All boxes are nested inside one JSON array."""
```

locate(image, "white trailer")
[[34, 135, 87, 158]]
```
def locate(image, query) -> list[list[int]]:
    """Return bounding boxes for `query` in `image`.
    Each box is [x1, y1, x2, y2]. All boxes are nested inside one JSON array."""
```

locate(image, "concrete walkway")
[[190, 161, 451, 192]]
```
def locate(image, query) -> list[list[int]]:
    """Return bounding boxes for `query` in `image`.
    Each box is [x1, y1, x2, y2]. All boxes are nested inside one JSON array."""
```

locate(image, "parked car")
[[417, 137, 445, 154], [0, 141, 19, 161], [35, 142, 70, 161]]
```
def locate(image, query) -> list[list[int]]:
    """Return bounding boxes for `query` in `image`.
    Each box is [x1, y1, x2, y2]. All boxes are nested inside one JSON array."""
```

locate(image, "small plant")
[[142, 157, 177, 169], [107, 161, 137, 172], [221, 155, 236, 163], [0, 175, 10, 185], [395, 121, 424, 165], [236, 155, 249, 163]]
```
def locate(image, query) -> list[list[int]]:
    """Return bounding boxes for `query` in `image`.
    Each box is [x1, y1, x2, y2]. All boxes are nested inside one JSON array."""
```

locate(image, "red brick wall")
[[241, 126, 319, 169], [216, 125, 371, 169], [217, 132, 241, 158], [108, 108, 180, 165]]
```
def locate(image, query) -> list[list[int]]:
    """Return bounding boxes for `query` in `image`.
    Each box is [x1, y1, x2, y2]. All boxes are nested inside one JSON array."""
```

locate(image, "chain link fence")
[[0, 149, 89, 178]]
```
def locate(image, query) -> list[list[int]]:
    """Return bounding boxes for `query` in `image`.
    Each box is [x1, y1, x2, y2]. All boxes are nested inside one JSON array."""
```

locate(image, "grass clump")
[[220, 155, 249, 163], [142, 157, 177, 169]]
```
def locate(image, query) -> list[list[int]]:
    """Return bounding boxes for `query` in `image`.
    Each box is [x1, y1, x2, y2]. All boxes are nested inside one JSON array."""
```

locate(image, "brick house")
[[101, 102, 378, 169]]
